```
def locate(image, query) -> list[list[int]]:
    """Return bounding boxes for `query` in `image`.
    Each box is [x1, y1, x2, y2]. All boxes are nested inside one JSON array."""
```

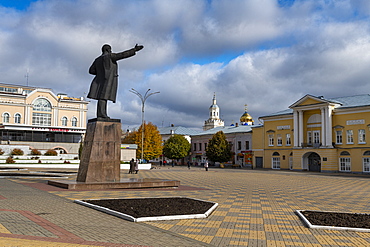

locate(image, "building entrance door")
[[255, 157, 263, 168], [308, 152, 321, 172]]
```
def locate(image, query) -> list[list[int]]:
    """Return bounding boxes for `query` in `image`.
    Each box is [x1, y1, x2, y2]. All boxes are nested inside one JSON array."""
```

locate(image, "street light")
[[129, 88, 160, 161]]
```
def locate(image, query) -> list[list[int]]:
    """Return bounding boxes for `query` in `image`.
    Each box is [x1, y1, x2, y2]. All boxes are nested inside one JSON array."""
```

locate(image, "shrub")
[[30, 149, 41, 155], [64, 160, 71, 164], [44, 149, 58, 156], [38, 159, 42, 163], [0, 149, 4, 155], [6, 156, 15, 164], [11, 148, 24, 156]]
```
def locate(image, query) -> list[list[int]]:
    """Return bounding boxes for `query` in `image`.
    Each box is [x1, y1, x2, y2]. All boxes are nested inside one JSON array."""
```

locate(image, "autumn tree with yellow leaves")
[[122, 122, 162, 161]]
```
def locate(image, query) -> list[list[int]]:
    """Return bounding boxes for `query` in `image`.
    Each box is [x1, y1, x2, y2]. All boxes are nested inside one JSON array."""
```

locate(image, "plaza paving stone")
[[0, 166, 369, 246]]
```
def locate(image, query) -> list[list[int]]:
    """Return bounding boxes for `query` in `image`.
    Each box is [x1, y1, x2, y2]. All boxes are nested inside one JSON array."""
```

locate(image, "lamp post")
[[129, 88, 160, 161]]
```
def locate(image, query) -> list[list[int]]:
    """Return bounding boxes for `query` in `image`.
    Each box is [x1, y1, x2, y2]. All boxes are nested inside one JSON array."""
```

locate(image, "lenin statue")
[[87, 44, 144, 119]]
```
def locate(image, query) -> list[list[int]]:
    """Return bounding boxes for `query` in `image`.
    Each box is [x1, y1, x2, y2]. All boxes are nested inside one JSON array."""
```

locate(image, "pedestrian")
[[163, 160, 167, 166], [159, 160, 162, 166], [204, 161, 209, 171], [187, 161, 190, 169], [128, 158, 135, 174], [135, 159, 139, 174]]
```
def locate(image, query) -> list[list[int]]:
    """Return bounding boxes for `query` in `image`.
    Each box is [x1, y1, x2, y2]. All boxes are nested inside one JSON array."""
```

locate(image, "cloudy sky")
[[1, 0, 370, 130]]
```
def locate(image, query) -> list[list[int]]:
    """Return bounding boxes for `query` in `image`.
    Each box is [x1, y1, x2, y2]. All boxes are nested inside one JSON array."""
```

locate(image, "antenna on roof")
[[25, 69, 29, 86]]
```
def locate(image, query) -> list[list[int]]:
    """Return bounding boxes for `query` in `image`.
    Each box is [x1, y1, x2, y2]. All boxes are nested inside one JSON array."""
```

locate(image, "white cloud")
[[1, 0, 370, 129]]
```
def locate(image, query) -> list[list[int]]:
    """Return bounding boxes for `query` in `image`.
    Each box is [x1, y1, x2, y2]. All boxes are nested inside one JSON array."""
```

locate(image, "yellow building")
[[253, 94, 370, 173], [0, 83, 88, 153]]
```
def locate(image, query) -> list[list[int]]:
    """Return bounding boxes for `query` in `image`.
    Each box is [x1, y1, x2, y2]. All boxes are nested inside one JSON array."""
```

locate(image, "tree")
[[206, 131, 232, 163], [163, 134, 190, 161], [125, 122, 162, 161]]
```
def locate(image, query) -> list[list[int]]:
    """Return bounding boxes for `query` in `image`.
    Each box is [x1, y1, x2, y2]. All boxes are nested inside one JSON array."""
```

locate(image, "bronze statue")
[[87, 44, 144, 119]]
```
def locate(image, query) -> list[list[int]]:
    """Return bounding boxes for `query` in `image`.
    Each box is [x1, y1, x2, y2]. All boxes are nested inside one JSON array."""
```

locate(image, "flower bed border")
[[296, 210, 370, 232], [75, 197, 218, 222]]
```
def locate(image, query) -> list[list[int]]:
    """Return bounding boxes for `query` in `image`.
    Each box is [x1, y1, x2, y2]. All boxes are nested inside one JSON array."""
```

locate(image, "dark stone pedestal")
[[76, 118, 121, 182]]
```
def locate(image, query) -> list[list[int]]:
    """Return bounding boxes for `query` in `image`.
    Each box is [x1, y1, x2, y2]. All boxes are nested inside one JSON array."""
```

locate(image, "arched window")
[[14, 113, 21, 124], [2, 113, 10, 123], [71, 117, 78, 127], [272, 152, 280, 156], [32, 98, 52, 126], [363, 151, 370, 156], [340, 151, 350, 156], [61, 117, 68, 126], [33, 98, 52, 112]]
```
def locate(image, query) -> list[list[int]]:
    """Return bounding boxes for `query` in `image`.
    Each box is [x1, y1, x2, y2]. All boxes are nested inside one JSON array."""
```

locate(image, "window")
[[33, 98, 52, 112], [339, 157, 351, 171], [286, 134, 291, 146], [32, 113, 51, 126], [268, 134, 274, 146], [71, 117, 77, 127], [2, 113, 10, 123], [347, 130, 354, 144], [313, 130, 320, 144], [358, 129, 366, 144], [61, 117, 68, 126], [277, 134, 282, 146], [204, 143, 207, 150], [199, 143, 202, 151], [14, 113, 21, 124], [193, 143, 196, 151], [336, 130, 342, 144], [272, 157, 280, 169], [363, 158, 370, 172], [245, 141, 250, 150], [307, 131, 312, 144], [237, 141, 241, 150]]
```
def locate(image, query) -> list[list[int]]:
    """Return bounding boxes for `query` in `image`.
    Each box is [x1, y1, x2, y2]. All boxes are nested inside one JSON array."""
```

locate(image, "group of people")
[[128, 158, 139, 174]]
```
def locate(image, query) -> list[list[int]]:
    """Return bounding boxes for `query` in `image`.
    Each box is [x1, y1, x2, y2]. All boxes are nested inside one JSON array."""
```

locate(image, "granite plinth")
[[77, 119, 121, 183], [48, 178, 180, 190]]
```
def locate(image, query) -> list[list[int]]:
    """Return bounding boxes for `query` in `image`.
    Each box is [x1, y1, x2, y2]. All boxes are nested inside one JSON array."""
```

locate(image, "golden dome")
[[240, 105, 254, 125]]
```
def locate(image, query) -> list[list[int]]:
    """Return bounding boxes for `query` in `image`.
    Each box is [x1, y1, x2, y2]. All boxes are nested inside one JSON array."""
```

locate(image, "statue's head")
[[101, 44, 112, 53]]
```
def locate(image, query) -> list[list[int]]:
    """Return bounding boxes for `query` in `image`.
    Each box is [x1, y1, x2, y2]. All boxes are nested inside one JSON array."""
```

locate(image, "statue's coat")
[[87, 48, 136, 103]]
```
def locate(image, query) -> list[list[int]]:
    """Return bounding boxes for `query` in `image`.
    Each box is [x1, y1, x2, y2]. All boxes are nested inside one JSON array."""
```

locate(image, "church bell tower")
[[203, 93, 224, 130]]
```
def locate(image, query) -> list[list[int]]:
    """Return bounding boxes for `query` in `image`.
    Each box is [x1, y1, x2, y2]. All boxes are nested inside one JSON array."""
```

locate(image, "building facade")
[[0, 83, 88, 153], [191, 124, 253, 166], [253, 94, 370, 173]]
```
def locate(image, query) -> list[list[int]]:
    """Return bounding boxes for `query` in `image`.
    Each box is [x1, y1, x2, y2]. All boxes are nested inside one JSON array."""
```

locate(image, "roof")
[[158, 126, 201, 136], [191, 125, 253, 136], [261, 94, 370, 118]]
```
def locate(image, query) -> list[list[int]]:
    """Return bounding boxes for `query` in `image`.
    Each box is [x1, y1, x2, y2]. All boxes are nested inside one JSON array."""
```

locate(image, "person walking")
[[204, 161, 209, 171], [128, 158, 135, 174], [135, 159, 139, 174]]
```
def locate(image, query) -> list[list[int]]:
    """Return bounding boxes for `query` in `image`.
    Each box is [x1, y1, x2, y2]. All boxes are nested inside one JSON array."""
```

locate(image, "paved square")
[[0, 167, 369, 246]]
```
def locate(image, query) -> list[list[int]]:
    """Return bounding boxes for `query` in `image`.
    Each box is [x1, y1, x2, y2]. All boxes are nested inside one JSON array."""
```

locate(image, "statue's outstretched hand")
[[135, 44, 144, 51]]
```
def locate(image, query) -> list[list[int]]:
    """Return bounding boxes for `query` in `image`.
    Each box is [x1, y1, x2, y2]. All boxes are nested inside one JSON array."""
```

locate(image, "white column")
[[326, 106, 333, 147], [321, 107, 326, 146], [293, 110, 299, 147], [24, 106, 29, 125], [298, 110, 304, 147]]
